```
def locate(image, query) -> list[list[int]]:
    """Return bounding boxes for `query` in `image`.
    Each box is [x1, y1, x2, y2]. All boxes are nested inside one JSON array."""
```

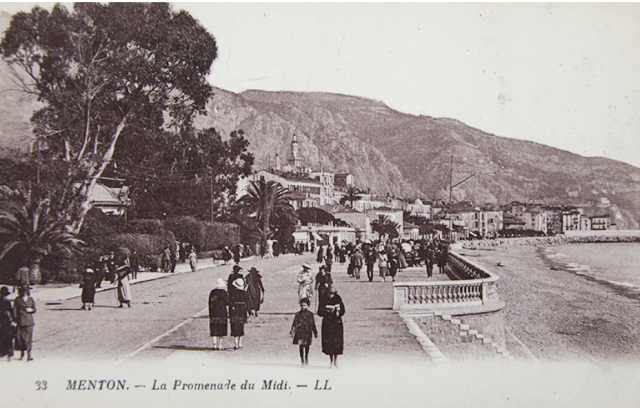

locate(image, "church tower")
[[289, 133, 301, 171]]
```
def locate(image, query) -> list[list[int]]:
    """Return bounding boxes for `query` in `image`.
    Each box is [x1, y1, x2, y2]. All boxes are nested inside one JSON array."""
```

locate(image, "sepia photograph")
[[0, 2, 639, 407]]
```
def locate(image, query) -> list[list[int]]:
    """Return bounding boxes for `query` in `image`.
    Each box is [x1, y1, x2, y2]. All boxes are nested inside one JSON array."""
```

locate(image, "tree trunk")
[[70, 113, 130, 234]]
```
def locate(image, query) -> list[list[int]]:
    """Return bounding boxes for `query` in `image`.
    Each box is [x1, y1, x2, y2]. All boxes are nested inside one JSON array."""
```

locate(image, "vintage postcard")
[[0, 2, 639, 407]]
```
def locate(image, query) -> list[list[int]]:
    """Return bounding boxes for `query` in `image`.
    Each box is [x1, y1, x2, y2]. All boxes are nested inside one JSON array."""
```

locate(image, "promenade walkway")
[[126, 261, 448, 367], [8, 254, 455, 367]]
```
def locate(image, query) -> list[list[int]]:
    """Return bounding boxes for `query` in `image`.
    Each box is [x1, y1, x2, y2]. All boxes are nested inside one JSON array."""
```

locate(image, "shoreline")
[[463, 244, 640, 364], [458, 232, 640, 249]]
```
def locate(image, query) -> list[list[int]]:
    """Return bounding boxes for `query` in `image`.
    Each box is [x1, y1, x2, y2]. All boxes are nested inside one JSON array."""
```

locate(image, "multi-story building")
[[562, 208, 583, 232], [334, 173, 355, 188], [523, 208, 547, 232], [590, 215, 611, 230], [478, 209, 503, 238], [406, 199, 432, 219]]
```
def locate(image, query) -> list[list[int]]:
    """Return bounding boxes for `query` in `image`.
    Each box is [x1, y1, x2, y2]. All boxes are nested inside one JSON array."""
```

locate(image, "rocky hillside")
[[194, 88, 418, 197], [196, 89, 640, 228]]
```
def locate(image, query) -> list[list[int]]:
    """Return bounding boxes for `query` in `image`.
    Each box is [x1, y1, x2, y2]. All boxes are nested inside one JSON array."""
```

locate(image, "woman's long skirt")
[[321, 320, 344, 355], [0, 323, 14, 357], [209, 318, 228, 337], [117, 276, 132, 304], [81, 286, 96, 304], [229, 303, 246, 337], [14, 325, 33, 352]]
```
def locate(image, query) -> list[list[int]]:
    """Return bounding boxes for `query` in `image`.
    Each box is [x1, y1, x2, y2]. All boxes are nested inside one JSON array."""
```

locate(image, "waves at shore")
[[540, 243, 640, 292], [459, 234, 640, 293]]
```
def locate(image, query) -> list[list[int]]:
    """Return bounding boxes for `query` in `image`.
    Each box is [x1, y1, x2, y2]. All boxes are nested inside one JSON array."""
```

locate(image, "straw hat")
[[301, 263, 311, 270], [232, 278, 245, 291], [214, 278, 227, 290]]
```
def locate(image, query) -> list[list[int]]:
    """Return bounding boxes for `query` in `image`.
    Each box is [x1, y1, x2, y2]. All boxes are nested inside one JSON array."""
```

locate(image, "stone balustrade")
[[393, 252, 504, 314]]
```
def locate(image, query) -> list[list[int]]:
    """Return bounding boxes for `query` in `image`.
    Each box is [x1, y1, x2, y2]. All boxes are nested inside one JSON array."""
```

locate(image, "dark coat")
[[0, 298, 14, 357], [291, 309, 317, 345], [80, 273, 96, 303], [318, 293, 345, 355], [227, 273, 248, 336], [315, 272, 333, 307], [245, 271, 265, 312], [208, 289, 229, 337]]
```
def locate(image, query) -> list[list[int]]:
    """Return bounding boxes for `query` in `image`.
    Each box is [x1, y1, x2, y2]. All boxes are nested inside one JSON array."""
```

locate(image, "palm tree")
[[339, 186, 362, 209], [370, 214, 400, 242], [235, 180, 297, 255], [0, 187, 85, 284]]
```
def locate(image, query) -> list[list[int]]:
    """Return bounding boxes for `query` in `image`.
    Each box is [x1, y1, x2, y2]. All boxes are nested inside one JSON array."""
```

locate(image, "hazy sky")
[[2, 2, 640, 168]]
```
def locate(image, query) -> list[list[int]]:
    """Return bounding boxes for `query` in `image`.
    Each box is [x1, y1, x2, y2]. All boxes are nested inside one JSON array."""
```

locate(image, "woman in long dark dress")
[[0, 286, 15, 361], [245, 267, 265, 318], [317, 284, 345, 368], [79, 268, 97, 310], [227, 265, 248, 349], [209, 278, 230, 350], [14, 285, 36, 361], [315, 265, 333, 309]]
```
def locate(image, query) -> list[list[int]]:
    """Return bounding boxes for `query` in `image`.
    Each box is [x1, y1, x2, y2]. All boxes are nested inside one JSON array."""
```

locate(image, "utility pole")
[[449, 155, 453, 238], [447, 155, 475, 242], [209, 167, 214, 223]]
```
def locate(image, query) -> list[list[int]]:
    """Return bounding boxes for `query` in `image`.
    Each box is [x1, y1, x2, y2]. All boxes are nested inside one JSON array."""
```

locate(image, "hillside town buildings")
[[234, 136, 616, 246]]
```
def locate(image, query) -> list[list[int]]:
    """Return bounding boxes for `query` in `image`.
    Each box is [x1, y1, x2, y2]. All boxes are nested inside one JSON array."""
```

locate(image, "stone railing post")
[[481, 281, 487, 304]]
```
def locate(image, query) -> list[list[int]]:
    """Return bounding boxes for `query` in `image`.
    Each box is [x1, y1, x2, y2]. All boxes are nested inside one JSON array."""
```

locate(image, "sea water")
[[549, 242, 640, 290]]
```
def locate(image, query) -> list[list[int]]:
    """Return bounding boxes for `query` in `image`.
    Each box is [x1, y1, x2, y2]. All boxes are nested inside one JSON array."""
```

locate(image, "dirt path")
[[460, 245, 640, 364]]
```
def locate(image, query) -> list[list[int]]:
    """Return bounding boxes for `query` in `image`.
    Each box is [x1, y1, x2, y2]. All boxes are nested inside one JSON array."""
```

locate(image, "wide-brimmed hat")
[[85, 268, 94, 274], [249, 267, 258, 273], [232, 278, 245, 291], [214, 278, 227, 290], [300, 297, 311, 306], [301, 263, 311, 270], [232, 264, 243, 272], [0, 286, 10, 296]]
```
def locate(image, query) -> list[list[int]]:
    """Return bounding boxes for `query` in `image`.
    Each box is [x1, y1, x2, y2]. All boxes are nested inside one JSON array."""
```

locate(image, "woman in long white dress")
[[297, 263, 314, 303]]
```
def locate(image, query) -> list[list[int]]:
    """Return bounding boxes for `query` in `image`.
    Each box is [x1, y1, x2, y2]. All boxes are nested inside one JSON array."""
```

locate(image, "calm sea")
[[549, 242, 640, 290]]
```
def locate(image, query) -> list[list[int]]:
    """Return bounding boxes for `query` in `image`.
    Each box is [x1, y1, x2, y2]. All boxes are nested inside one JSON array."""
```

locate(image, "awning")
[[312, 232, 323, 241]]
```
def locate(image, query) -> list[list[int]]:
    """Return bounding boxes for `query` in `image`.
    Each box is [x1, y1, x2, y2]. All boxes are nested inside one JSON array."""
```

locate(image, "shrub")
[[163, 216, 206, 251], [92, 233, 175, 258], [203, 222, 240, 251], [126, 219, 167, 236]]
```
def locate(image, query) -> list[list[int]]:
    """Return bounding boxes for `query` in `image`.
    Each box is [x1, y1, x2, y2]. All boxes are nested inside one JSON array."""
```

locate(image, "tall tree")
[[235, 180, 297, 254], [1, 3, 218, 233], [339, 186, 362, 209]]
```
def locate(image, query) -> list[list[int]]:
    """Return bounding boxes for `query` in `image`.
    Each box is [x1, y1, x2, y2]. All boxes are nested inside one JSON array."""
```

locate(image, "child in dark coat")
[[290, 298, 317, 366]]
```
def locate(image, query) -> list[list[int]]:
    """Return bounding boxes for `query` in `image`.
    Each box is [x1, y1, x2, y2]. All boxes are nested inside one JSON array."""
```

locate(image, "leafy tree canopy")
[[1, 2, 218, 232], [112, 128, 253, 220]]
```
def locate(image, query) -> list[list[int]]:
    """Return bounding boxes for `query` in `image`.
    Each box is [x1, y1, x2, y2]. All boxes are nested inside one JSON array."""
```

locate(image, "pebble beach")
[[459, 242, 640, 364]]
